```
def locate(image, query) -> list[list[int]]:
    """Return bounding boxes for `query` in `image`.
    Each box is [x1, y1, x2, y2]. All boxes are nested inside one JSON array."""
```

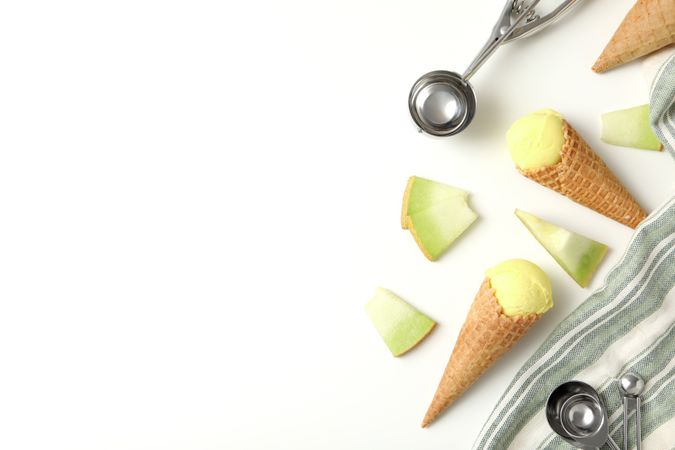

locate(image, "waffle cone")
[[421, 279, 540, 427], [520, 121, 646, 228], [593, 0, 675, 73]]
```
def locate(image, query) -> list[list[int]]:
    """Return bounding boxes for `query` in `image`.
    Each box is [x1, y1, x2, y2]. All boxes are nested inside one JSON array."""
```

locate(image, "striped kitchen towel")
[[651, 55, 675, 161], [473, 56, 675, 450]]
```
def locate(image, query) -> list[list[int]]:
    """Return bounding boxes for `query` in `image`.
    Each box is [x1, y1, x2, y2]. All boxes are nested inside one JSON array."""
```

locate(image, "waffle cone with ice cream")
[[422, 260, 552, 427], [507, 109, 647, 229], [593, 0, 675, 73]]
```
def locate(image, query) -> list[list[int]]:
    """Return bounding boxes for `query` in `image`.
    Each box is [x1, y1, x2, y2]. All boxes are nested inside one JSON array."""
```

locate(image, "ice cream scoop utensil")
[[619, 372, 644, 450], [547, 381, 620, 450], [409, 0, 583, 137]]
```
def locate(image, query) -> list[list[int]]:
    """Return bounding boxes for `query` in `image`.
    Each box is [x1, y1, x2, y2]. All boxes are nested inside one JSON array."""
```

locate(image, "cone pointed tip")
[[421, 410, 437, 428], [591, 62, 606, 73]]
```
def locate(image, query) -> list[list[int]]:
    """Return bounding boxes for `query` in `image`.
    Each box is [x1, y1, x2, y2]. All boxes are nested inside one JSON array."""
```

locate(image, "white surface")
[[0, 1, 673, 450]]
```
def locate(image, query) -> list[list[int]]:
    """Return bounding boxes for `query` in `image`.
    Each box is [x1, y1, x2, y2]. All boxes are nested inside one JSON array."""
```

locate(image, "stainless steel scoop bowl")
[[408, 71, 476, 137], [409, 0, 583, 136], [546, 381, 620, 450]]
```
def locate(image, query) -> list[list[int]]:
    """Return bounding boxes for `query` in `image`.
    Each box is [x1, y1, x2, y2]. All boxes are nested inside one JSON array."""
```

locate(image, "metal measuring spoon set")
[[408, 0, 583, 136], [546, 373, 645, 450]]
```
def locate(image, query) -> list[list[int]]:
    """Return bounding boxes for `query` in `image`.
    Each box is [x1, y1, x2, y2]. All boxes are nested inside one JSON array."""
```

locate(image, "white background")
[[1, 1, 673, 449]]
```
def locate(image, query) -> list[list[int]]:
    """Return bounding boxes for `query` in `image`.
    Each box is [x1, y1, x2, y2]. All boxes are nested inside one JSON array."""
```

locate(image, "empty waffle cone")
[[421, 279, 540, 428], [520, 121, 647, 228], [593, 0, 675, 73]]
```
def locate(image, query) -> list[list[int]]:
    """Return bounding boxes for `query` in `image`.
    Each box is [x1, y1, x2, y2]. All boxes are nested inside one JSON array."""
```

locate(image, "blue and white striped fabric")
[[473, 56, 675, 450], [650, 55, 675, 161]]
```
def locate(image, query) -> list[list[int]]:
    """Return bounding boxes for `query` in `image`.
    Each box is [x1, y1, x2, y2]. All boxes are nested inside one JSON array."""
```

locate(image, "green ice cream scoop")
[[506, 109, 564, 170], [486, 259, 553, 317]]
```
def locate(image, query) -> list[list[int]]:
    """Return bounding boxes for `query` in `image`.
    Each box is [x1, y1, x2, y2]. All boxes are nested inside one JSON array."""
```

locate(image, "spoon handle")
[[635, 397, 641, 450], [623, 396, 642, 450], [623, 397, 629, 450]]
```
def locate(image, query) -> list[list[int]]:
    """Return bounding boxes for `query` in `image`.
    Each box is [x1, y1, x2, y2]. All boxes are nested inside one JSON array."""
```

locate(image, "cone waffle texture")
[[593, 0, 675, 73], [421, 279, 540, 427], [520, 121, 647, 229]]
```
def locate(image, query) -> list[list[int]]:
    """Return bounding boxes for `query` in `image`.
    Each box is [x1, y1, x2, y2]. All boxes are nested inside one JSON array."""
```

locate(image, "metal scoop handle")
[[463, 0, 540, 80], [506, 0, 583, 42], [463, 0, 584, 80]]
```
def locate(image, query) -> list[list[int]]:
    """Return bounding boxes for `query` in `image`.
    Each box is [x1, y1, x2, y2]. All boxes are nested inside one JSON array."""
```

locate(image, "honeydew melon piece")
[[601, 105, 662, 151], [401, 176, 468, 229], [515, 209, 608, 287], [365, 288, 436, 357], [407, 196, 477, 261]]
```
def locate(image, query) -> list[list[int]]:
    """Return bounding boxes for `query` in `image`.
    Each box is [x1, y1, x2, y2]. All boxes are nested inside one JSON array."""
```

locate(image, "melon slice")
[[401, 177, 477, 260], [408, 197, 477, 261], [601, 105, 662, 151], [515, 209, 608, 287], [401, 176, 468, 229], [365, 288, 436, 357]]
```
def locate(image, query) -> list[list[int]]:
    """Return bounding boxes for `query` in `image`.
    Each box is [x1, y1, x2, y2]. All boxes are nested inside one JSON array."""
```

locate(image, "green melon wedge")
[[407, 196, 477, 261], [401, 176, 469, 229], [365, 288, 436, 357], [601, 105, 663, 151], [515, 209, 608, 287]]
